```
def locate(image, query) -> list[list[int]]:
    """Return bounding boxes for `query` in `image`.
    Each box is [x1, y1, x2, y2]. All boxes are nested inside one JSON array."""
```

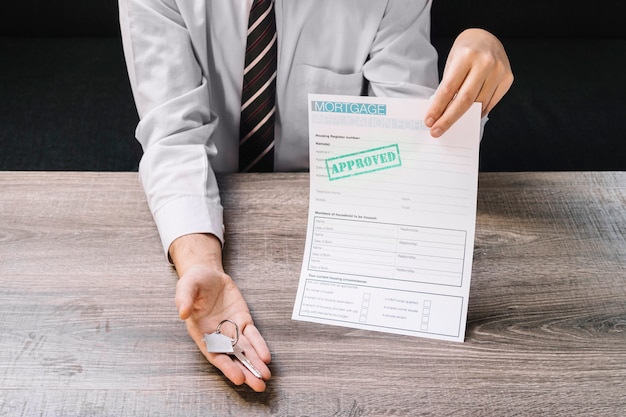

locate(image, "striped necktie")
[[239, 0, 278, 172]]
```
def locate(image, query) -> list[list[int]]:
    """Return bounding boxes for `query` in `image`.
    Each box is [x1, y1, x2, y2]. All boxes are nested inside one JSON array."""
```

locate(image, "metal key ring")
[[215, 319, 240, 346]]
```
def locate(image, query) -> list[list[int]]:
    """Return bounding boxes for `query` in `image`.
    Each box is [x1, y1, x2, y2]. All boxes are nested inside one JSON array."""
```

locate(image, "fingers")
[[426, 28, 513, 138], [483, 76, 512, 116], [243, 323, 272, 364], [430, 67, 498, 136], [210, 349, 268, 392], [428, 70, 482, 138], [201, 325, 272, 392], [220, 324, 272, 380], [425, 57, 470, 132]]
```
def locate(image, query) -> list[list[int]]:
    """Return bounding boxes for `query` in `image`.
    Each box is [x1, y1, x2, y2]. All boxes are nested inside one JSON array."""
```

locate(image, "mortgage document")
[[291, 94, 481, 342]]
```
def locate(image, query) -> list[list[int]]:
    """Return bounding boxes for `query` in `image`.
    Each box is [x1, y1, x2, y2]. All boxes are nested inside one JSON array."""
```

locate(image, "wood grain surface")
[[0, 171, 625, 417]]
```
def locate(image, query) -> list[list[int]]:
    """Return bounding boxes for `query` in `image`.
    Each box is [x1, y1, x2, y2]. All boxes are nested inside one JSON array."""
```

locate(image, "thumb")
[[175, 277, 195, 320]]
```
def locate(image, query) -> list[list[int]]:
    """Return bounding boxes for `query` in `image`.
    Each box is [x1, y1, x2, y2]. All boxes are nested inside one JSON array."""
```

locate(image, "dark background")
[[1, 0, 625, 172]]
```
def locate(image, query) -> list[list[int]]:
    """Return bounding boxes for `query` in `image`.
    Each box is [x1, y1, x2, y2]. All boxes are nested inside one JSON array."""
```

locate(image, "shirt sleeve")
[[364, 0, 439, 98], [119, 0, 224, 259]]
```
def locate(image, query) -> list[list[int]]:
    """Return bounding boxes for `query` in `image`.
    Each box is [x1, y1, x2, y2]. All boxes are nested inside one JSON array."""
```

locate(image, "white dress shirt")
[[119, 0, 443, 256]]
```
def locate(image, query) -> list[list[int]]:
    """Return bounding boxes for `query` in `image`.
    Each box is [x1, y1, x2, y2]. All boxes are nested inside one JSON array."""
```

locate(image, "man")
[[119, 0, 513, 392]]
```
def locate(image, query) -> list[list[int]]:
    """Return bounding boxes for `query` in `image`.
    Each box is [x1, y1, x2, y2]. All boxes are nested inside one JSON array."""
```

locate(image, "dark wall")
[[431, 0, 625, 38], [1, 1, 141, 171], [0, 37, 142, 171], [1, 1, 625, 171], [1, 0, 120, 37]]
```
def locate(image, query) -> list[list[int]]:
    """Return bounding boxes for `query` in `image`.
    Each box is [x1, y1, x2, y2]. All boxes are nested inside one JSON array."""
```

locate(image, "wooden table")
[[1, 171, 625, 416]]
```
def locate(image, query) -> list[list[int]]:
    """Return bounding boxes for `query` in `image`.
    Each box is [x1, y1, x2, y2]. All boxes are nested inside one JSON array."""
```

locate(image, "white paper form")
[[291, 94, 481, 342]]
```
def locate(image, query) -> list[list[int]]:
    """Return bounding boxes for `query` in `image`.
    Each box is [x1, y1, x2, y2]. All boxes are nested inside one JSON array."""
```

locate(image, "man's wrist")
[[169, 233, 224, 276]]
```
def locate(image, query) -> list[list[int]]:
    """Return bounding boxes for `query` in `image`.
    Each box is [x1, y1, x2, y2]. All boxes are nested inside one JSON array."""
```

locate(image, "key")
[[204, 332, 234, 354], [229, 344, 263, 379], [204, 319, 263, 379]]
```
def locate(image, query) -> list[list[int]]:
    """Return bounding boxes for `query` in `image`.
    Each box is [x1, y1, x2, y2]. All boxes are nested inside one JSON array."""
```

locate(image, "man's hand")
[[170, 234, 271, 392], [426, 28, 514, 138]]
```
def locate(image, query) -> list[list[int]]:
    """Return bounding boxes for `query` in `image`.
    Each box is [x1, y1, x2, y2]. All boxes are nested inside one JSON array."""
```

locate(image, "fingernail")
[[431, 128, 443, 138], [425, 117, 435, 127]]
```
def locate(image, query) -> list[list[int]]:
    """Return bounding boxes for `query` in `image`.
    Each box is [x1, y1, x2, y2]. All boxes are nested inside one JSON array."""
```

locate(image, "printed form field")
[[308, 217, 467, 287]]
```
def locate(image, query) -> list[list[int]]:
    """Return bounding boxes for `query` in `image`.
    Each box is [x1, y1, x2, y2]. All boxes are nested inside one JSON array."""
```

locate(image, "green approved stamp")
[[325, 144, 402, 181]]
